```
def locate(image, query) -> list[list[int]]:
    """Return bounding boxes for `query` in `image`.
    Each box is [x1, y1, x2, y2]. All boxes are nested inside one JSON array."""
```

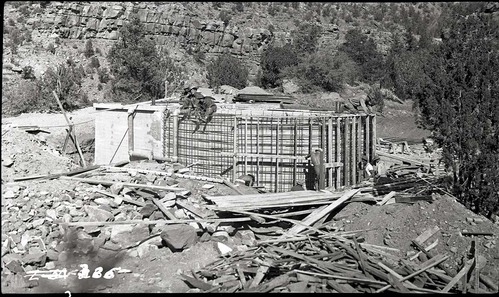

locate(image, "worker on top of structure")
[[179, 85, 200, 122], [343, 94, 375, 113]]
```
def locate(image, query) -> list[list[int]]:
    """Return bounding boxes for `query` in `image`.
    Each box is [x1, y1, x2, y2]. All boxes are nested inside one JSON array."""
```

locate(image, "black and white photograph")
[[1, 1, 498, 293]]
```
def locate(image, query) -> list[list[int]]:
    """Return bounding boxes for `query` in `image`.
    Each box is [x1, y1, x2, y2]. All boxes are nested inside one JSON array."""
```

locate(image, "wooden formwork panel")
[[94, 107, 164, 165], [160, 110, 375, 193]]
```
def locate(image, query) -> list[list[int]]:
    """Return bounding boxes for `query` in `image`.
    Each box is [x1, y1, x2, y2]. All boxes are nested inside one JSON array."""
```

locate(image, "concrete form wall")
[[94, 103, 375, 192], [94, 104, 165, 165]]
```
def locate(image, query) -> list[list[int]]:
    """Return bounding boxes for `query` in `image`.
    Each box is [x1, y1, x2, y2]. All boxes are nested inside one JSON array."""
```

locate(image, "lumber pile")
[[203, 190, 363, 211], [183, 226, 490, 293]]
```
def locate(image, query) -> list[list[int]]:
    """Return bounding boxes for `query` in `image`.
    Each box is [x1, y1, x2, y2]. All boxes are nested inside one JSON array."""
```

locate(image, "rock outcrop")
[[36, 2, 273, 75]]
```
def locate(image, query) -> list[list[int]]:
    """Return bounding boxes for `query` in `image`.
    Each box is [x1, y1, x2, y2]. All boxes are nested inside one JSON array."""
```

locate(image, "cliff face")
[[37, 2, 274, 76]]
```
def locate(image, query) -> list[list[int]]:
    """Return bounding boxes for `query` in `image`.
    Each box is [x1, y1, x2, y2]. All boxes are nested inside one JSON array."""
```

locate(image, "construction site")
[[2, 84, 499, 294]]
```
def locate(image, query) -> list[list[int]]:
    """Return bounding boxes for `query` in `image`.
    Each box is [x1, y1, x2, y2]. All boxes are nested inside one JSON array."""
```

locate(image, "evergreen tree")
[[107, 15, 183, 103], [415, 13, 499, 217]]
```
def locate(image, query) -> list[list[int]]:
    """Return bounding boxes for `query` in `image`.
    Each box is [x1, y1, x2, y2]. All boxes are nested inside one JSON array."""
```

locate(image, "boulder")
[[23, 251, 47, 266], [282, 79, 300, 94], [160, 224, 198, 251], [83, 205, 114, 222], [139, 203, 157, 218], [110, 223, 149, 248], [235, 230, 257, 246]]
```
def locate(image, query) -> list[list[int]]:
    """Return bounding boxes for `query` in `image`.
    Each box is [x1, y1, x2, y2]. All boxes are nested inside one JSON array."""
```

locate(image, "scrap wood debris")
[[2, 141, 498, 292]]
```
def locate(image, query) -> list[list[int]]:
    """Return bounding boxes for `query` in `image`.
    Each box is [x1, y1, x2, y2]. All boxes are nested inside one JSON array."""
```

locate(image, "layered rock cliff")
[[36, 2, 275, 77]]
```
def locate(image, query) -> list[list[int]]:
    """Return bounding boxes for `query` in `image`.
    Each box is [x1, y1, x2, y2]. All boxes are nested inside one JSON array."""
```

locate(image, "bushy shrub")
[[219, 10, 231, 26], [38, 62, 88, 111], [3, 62, 89, 115], [207, 55, 248, 89], [259, 44, 298, 88], [84, 39, 94, 58], [90, 56, 100, 68], [285, 51, 360, 93], [22, 66, 36, 80], [2, 81, 41, 115], [97, 67, 110, 83], [48, 43, 56, 54], [339, 28, 385, 84], [292, 23, 322, 56]]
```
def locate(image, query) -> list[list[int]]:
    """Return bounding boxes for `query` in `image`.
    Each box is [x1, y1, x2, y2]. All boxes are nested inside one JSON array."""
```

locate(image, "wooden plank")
[[180, 273, 214, 291], [248, 262, 270, 288], [282, 189, 359, 236], [327, 118, 333, 187], [411, 240, 455, 277], [294, 270, 387, 286], [53, 91, 87, 167], [409, 238, 439, 261], [442, 259, 474, 292], [151, 197, 177, 220], [376, 150, 433, 168], [378, 262, 419, 290], [375, 254, 450, 293], [335, 118, 341, 189], [60, 176, 186, 191], [103, 166, 225, 183], [344, 117, 349, 186], [352, 116, 357, 185], [377, 191, 396, 206], [13, 165, 101, 182], [415, 226, 441, 245], [287, 281, 309, 292], [60, 217, 252, 227], [327, 279, 359, 293], [236, 264, 247, 289], [176, 200, 213, 219], [94, 189, 146, 207]]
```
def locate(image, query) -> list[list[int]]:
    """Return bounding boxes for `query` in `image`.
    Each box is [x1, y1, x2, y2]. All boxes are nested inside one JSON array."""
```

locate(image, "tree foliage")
[[207, 55, 248, 89], [107, 15, 183, 103], [338, 29, 385, 84], [259, 44, 298, 88], [292, 23, 322, 56], [285, 51, 360, 93], [414, 13, 499, 217]]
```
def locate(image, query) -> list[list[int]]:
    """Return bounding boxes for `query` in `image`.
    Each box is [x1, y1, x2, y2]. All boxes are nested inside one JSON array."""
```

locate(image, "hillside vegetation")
[[2, 2, 498, 218]]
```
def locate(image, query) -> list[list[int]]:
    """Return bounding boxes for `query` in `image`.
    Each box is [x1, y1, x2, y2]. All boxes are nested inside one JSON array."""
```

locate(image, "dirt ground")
[[2, 102, 498, 293]]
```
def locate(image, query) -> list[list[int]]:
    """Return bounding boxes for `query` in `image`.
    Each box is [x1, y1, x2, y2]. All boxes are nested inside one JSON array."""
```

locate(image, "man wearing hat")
[[179, 85, 200, 122]]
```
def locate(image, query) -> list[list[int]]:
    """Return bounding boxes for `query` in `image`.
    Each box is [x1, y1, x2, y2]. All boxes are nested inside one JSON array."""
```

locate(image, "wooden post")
[[52, 91, 87, 167], [318, 148, 325, 190], [343, 117, 349, 186], [372, 115, 377, 156], [232, 116, 238, 183], [275, 118, 280, 192], [357, 115, 362, 183], [256, 117, 262, 182], [293, 120, 298, 187], [336, 118, 341, 189], [244, 117, 248, 175], [327, 118, 333, 187], [127, 108, 135, 156], [365, 115, 370, 162], [351, 116, 357, 185], [172, 109, 179, 162]]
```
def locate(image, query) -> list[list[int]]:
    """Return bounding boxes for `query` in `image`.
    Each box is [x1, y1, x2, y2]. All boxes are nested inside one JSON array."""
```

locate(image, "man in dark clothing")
[[194, 95, 218, 132], [179, 86, 199, 122]]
